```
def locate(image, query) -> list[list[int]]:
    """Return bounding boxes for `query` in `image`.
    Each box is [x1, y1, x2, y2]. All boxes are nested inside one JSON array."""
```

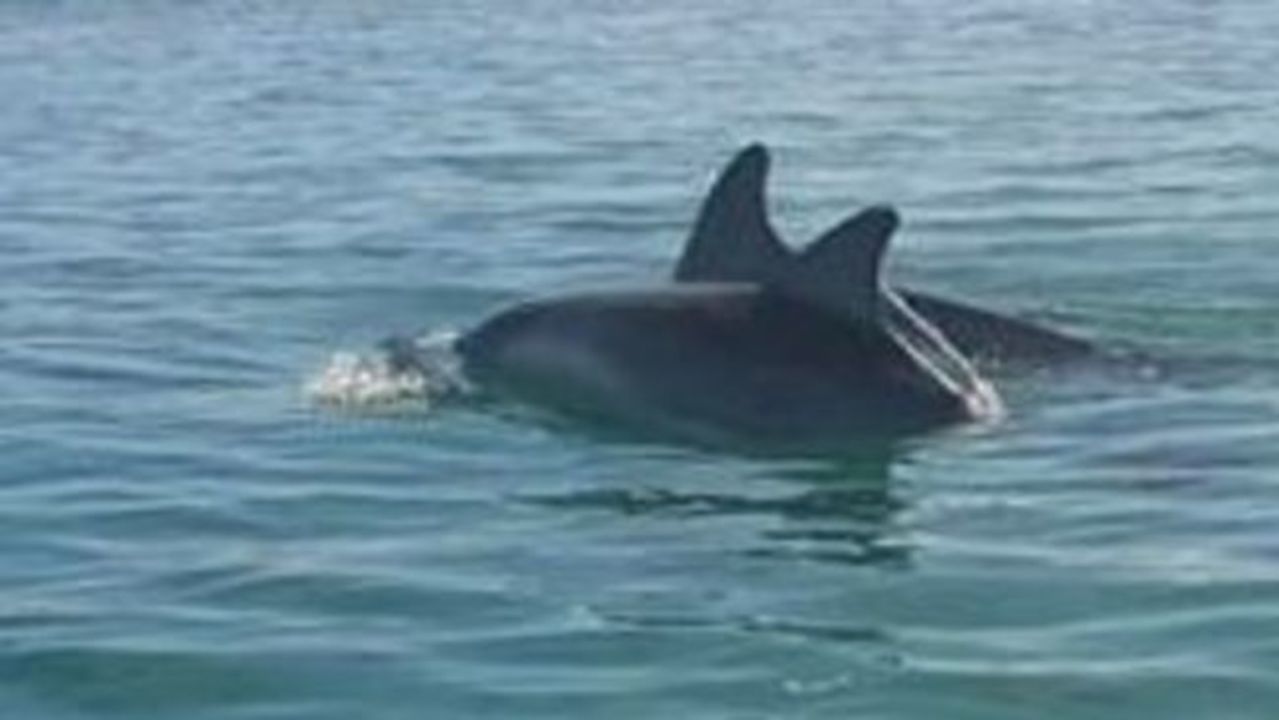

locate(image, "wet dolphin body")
[[455, 279, 995, 450], [437, 145, 1027, 451], [446, 145, 1093, 448], [412, 145, 1090, 451], [671, 144, 1094, 368]]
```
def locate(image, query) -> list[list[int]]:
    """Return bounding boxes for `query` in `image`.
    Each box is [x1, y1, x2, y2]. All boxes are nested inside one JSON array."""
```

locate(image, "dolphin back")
[[674, 144, 1000, 419]]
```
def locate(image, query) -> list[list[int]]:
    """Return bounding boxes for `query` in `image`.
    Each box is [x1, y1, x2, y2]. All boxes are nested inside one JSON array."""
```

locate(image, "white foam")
[[305, 331, 469, 410]]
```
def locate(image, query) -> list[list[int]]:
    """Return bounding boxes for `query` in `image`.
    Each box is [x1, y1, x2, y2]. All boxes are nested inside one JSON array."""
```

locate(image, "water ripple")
[[5, 0, 1279, 718]]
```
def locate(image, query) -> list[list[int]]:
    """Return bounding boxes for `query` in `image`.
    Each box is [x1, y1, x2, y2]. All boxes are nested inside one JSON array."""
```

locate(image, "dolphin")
[[672, 144, 1095, 368], [419, 144, 1061, 452]]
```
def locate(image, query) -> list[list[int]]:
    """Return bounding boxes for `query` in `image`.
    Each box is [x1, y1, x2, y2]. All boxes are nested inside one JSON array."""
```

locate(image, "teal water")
[[4, 1, 1279, 718]]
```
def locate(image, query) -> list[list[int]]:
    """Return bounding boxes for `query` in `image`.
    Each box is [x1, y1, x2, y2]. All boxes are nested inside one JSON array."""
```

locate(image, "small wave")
[[305, 331, 470, 409]]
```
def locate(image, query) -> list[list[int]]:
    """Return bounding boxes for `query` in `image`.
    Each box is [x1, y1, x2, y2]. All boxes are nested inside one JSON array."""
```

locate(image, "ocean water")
[[4, 1, 1279, 718]]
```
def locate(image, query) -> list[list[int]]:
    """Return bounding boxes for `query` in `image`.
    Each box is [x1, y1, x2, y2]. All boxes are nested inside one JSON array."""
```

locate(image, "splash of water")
[[305, 331, 470, 409]]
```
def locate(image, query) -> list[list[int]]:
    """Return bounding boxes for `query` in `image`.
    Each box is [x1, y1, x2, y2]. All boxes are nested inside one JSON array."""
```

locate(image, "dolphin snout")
[[379, 335, 429, 375]]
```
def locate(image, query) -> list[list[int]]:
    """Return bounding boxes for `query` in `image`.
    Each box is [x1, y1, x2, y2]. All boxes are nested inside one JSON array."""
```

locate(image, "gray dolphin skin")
[[444, 144, 1089, 452]]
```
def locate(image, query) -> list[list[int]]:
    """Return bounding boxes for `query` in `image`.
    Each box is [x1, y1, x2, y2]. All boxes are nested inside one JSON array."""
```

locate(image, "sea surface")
[[4, 1, 1279, 718]]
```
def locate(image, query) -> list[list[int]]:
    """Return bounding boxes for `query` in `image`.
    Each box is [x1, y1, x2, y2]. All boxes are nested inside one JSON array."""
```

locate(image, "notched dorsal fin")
[[674, 143, 789, 283], [779, 204, 900, 321], [674, 144, 903, 324]]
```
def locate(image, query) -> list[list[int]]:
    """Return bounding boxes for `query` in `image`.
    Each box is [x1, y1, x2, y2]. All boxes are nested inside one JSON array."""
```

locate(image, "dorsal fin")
[[781, 204, 997, 413], [777, 204, 900, 321], [673, 143, 790, 283]]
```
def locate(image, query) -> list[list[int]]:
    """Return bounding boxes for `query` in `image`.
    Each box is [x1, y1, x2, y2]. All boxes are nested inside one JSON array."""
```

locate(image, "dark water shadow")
[[455, 374, 930, 464], [370, 332, 935, 571], [518, 442, 915, 572]]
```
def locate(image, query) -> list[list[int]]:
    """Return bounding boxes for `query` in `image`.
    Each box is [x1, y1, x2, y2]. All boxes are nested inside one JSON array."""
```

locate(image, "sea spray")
[[306, 331, 470, 409]]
